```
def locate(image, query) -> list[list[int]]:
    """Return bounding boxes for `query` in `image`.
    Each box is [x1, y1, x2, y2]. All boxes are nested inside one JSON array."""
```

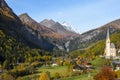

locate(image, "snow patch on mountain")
[[61, 22, 80, 34]]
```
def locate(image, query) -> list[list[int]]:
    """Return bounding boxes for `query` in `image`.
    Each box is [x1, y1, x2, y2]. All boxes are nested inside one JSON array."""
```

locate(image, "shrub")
[[115, 70, 120, 78], [0, 73, 15, 80], [57, 58, 62, 66], [8, 64, 35, 78], [3, 60, 9, 70], [45, 71, 50, 78], [54, 72, 60, 79], [39, 72, 50, 80], [94, 66, 115, 80], [61, 71, 67, 78], [71, 71, 80, 76], [67, 64, 74, 72], [31, 61, 42, 68], [63, 58, 70, 66]]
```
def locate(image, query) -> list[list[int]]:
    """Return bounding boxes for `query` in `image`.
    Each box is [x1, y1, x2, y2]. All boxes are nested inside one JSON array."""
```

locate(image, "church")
[[104, 29, 116, 59]]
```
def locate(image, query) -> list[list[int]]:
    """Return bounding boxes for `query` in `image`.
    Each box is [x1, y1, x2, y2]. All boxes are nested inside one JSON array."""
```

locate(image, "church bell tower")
[[104, 28, 111, 58]]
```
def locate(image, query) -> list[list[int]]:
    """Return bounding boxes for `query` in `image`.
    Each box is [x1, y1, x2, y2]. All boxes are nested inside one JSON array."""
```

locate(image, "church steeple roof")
[[110, 43, 115, 48], [106, 28, 110, 40]]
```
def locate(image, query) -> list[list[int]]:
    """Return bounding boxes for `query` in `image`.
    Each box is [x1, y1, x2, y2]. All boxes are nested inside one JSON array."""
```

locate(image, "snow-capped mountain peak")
[[62, 21, 70, 27], [62, 21, 80, 34]]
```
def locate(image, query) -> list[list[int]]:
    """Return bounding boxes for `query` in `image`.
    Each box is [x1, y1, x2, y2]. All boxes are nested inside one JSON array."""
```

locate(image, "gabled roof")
[[110, 43, 115, 48]]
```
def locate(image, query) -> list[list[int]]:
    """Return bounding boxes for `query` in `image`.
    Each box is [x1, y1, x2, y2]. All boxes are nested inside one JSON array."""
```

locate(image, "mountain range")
[[0, 0, 79, 52], [69, 19, 120, 51], [0, 0, 120, 53], [40, 19, 79, 38], [19, 13, 79, 51]]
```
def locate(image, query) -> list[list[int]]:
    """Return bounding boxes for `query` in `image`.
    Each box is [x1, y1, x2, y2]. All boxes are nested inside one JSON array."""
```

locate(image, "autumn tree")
[[94, 66, 115, 80], [39, 72, 50, 80], [115, 70, 120, 78], [57, 58, 62, 66]]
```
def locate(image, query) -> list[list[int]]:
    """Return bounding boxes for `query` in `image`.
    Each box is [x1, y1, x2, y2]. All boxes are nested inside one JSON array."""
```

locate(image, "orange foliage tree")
[[94, 66, 115, 80]]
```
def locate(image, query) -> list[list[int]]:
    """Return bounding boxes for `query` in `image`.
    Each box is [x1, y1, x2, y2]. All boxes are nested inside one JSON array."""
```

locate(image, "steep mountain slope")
[[40, 19, 56, 28], [40, 19, 79, 39], [0, 0, 22, 36], [69, 19, 120, 52], [19, 13, 68, 51], [19, 13, 63, 39], [62, 21, 80, 34], [0, 0, 55, 51], [0, 0, 39, 63]]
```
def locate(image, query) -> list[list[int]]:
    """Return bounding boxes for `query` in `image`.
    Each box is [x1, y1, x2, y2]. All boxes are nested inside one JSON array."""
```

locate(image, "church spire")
[[106, 28, 110, 40], [104, 28, 116, 59]]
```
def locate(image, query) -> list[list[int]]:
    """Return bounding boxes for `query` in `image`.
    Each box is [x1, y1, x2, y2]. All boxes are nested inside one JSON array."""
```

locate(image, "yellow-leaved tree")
[[39, 72, 50, 80]]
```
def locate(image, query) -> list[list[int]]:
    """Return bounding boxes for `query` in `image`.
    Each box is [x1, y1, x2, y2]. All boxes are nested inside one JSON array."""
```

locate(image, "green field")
[[0, 57, 105, 80], [16, 66, 67, 80], [18, 66, 95, 80], [18, 66, 98, 80], [18, 58, 105, 80]]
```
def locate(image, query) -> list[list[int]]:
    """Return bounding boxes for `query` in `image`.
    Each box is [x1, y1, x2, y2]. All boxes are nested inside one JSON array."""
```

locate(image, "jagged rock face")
[[50, 22, 79, 39], [69, 19, 120, 52], [19, 13, 60, 51], [19, 13, 67, 51], [40, 19, 56, 28], [50, 22, 67, 34], [19, 13, 65, 39], [19, 14, 80, 51], [40, 19, 79, 39]]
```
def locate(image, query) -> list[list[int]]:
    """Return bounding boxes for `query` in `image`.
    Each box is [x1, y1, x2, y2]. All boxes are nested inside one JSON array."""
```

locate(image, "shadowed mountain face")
[[69, 19, 120, 52], [1, 0, 120, 52], [19, 13, 68, 51], [19, 13, 80, 51], [19, 13, 66, 39], [0, 0, 55, 51], [0, 0, 70, 52], [0, 0, 22, 35]]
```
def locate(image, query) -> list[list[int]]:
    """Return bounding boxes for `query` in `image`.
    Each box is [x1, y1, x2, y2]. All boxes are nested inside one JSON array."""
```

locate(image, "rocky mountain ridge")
[[0, 0, 55, 51], [68, 19, 120, 52], [1, 0, 120, 52], [40, 19, 79, 39]]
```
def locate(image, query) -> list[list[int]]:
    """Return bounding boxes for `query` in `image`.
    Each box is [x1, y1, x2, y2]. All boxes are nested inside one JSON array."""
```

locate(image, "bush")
[[57, 58, 63, 66], [45, 71, 50, 78], [3, 60, 9, 70], [63, 58, 70, 66], [9, 68, 29, 78], [54, 72, 60, 79], [31, 61, 42, 68], [39, 72, 50, 80], [71, 71, 80, 76], [61, 71, 67, 78], [0, 73, 15, 80], [67, 64, 74, 72], [115, 70, 120, 78], [94, 66, 115, 80], [8, 64, 36, 78]]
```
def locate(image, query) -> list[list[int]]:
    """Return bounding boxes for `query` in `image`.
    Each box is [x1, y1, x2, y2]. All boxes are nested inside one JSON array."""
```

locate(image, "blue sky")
[[6, 0, 120, 33]]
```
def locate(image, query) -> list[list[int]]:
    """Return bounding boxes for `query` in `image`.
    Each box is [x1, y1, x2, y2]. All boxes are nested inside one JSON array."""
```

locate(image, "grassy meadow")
[[15, 58, 105, 80]]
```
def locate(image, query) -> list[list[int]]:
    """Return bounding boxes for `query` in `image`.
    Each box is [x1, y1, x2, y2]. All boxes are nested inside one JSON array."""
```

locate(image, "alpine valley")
[[0, 0, 120, 80]]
